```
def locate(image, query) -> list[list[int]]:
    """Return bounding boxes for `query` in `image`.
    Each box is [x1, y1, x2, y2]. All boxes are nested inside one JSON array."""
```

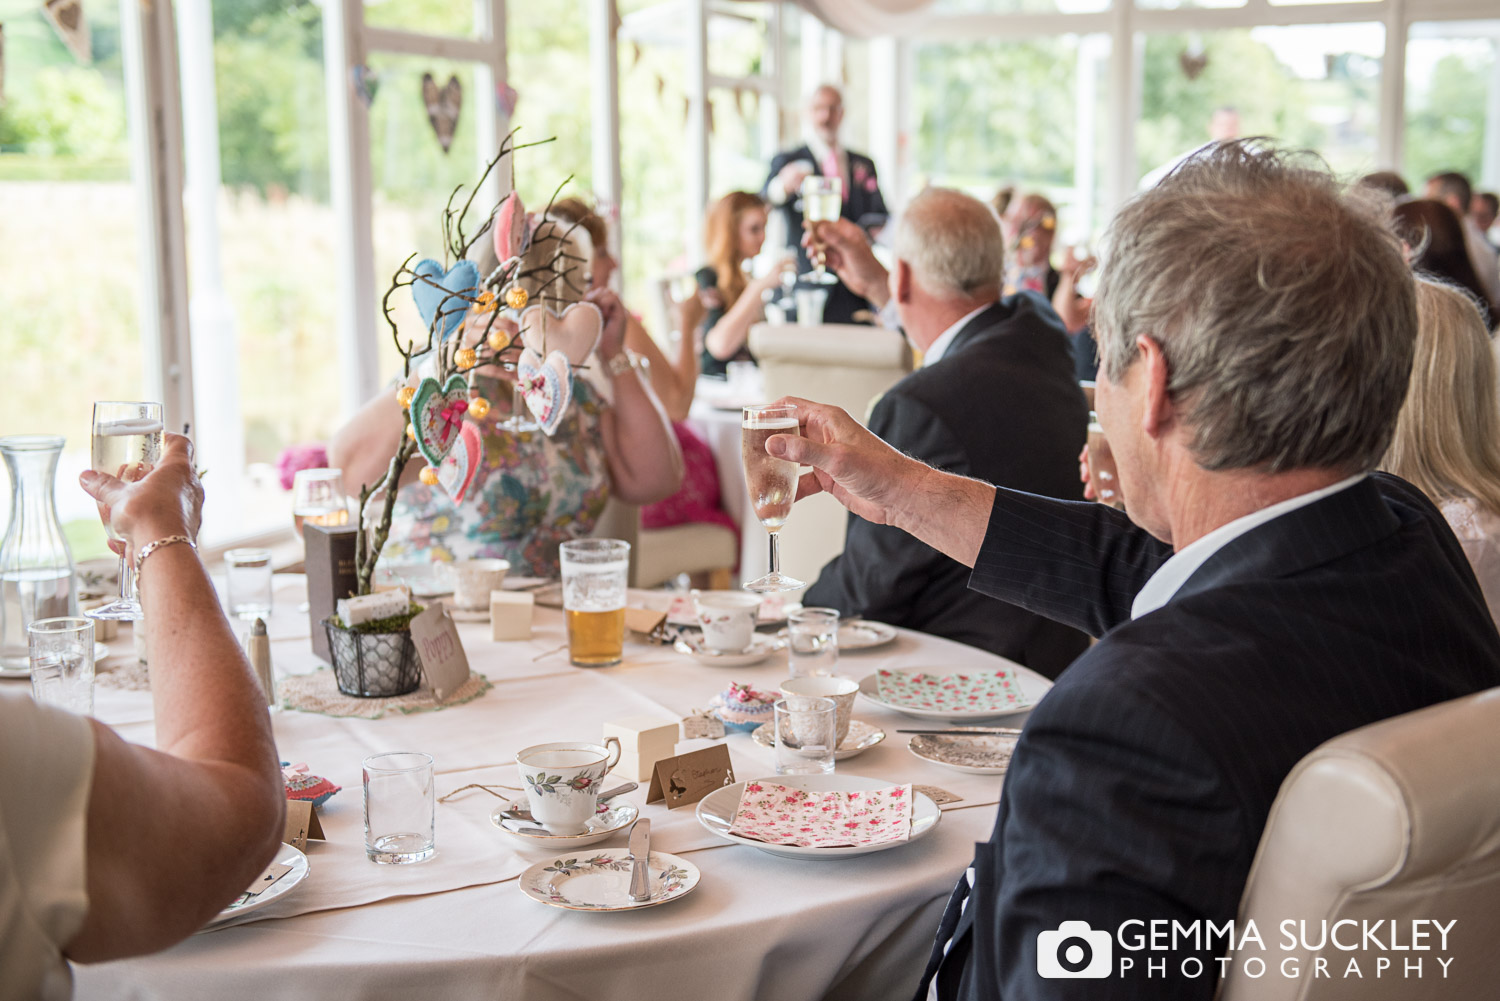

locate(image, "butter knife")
[[627, 819, 652, 903]]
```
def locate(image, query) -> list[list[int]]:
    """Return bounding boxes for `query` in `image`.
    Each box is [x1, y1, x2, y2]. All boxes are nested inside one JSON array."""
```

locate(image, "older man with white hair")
[[766, 142, 1500, 999], [806, 188, 1089, 675]]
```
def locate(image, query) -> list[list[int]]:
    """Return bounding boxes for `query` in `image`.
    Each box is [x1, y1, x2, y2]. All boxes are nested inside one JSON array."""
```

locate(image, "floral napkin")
[[875, 669, 1030, 713], [727, 781, 913, 848]]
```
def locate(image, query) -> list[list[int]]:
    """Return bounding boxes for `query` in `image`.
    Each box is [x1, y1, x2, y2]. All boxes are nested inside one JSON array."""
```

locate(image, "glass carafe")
[[0, 436, 78, 669]]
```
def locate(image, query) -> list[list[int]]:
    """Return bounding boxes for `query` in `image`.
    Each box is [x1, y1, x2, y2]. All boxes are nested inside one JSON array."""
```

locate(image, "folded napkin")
[[875, 668, 1030, 713], [728, 782, 913, 848]]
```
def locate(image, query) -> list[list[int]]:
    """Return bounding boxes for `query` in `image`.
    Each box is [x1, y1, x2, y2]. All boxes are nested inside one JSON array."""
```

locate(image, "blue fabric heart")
[[412, 258, 480, 342]]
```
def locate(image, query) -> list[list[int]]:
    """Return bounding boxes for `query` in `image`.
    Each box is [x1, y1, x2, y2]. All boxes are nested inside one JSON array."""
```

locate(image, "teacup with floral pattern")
[[517, 738, 622, 834]]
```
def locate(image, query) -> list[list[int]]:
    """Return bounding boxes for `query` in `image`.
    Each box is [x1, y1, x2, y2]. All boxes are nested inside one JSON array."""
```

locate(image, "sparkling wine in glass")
[[292, 468, 350, 537], [801, 175, 842, 286], [87, 402, 165, 621], [741, 403, 805, 593]]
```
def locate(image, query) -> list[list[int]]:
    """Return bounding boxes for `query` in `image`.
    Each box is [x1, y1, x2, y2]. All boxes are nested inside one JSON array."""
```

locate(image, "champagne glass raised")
[[741, 403, 805, 593], [87, 401, 164, 621], [800, 175, 842, 286]]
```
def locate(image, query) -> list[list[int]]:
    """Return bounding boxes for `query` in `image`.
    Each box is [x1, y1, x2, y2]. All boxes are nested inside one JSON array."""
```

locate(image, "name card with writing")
[[646, 744, 735, 809], [913, 785, 963, 807], [282, 799, 326, 851], [682, 711, 725, 740], [409, 604, 470, 700]]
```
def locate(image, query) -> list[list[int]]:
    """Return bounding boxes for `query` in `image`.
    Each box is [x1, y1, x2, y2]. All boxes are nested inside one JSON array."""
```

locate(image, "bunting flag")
[[351, 64, 379, 108], [421, 72, 462, 153], [42, 0, 89, 65]]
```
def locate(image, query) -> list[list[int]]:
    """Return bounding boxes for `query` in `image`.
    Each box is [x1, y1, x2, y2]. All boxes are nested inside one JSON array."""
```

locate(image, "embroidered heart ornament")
[[410, 375, 471, 467], [436, 419, 482, 503], [516, 348, 573, 437], [492, 191, 528, 261], [518, 301, 603, 366], [412, 259, 480, 342]]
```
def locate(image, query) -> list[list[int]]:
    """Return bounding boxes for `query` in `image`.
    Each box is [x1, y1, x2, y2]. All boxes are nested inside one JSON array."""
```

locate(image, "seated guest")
[[329, 220, 683, 576], [3, 434, 284, 998], [1475, 191, 1499, 250], [692, 191, 793, 378], [1382, 278, 1500, 624], [1356, 169, 1409, 200], [1426, 170, 1500, 307], [763, 141, 1500, 999], [1393, 199, 1497, 328], [799, 191, 1090, 677]]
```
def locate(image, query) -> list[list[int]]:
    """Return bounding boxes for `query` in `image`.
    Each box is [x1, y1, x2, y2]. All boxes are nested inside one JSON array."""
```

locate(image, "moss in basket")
[[329, 604, 425, 635]]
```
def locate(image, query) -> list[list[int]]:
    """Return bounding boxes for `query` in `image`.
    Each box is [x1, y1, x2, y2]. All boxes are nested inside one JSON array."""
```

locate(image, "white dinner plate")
[[490, 799, 640, 849], [202, 843, 309, 929], [838, 620, 898, 651], [519, 850, 700, 912], [750, 719, 886, 760], [673, 633, 785, 667], [696, 774, 940, 859], [857, 671, 1048, 722], [906, 729, 1019, 775]]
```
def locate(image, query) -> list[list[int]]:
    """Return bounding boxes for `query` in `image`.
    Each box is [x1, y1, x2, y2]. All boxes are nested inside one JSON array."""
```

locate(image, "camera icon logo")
[[1037, 921, 1113, 979]]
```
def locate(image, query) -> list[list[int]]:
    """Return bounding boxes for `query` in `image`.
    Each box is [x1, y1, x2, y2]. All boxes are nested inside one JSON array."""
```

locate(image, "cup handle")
[[603, 736, 622, 772]]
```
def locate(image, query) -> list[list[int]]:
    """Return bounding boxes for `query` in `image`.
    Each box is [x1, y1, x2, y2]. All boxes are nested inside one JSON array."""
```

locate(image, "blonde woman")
[[690, 191, 794, 377], [1381, 278, 1500, 623]]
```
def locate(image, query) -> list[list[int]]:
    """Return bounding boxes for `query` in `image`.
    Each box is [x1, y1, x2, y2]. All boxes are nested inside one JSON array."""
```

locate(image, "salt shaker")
[[246, 617, 276, 710]]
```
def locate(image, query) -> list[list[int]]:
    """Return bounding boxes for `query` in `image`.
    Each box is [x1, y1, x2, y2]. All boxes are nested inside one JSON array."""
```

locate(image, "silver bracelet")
[[605, 351, 637, 378], [135, 535, 197, 575]]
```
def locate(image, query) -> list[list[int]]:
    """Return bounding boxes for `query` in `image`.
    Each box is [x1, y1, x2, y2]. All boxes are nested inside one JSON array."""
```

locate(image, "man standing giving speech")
[[761, 142, 1500, 999], [765, 85, 888, 325]]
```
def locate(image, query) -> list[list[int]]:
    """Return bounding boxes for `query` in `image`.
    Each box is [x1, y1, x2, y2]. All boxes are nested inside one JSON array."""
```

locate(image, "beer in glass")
[[559, 539, 630, 666]]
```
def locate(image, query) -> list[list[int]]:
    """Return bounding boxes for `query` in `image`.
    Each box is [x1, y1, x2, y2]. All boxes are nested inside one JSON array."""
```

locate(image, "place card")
[[243, 861, 295, 900], [682, 711, 725, 740], [337, 589, 411, 628], [913, 785, 963, 807], [409, 604, 470, 700], [624, 607, 667, 636], [282, 799, 325, 851], [646, 744, 735, 809]]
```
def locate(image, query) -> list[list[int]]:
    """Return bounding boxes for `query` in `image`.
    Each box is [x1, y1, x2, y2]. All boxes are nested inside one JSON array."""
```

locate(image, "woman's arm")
[[328, 384, 420, 496], [589, 290, 684, 505], [703, 267, 787, 362], [1052, 247, 1096, 336], [624, 312, 697, 423]]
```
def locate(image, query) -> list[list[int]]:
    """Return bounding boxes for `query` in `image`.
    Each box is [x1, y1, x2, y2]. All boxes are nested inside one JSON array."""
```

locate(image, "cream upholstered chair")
[[746, 322, 912, 587], [592, 496, 736, 589], [1217, 687, 1500, 1000]]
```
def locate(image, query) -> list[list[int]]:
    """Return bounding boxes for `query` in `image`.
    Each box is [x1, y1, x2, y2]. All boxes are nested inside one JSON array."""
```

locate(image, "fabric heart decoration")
[[516, 348, 573, 437], [436, 419, 482, 503], [492, 191, 528, 262], [421, 72, 462, 153], [410, 375, 472, 467], [412, 259, 479, 342], [518, 301, 603, 366]]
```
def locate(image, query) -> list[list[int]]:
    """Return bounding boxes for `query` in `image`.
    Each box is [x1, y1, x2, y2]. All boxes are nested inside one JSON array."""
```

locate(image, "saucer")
[[750, 719, 886, 760], [490, 799, 639, 849], [519, 850, 700, 911], [906, 729, 1018, 775], [673, 633, 785, 667], [838, 620, 897, 650]]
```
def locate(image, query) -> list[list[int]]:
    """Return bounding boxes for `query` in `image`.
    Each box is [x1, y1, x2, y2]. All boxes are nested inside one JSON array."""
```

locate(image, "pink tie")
[[821, 148, 848, 203]]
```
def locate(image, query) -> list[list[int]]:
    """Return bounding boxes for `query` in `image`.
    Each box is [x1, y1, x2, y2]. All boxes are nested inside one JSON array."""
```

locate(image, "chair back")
[[1218, 687, 1500, 1000]]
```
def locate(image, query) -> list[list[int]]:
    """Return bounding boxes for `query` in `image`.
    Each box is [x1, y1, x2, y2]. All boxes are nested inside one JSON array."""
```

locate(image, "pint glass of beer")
[[559, 539, 630, 667]]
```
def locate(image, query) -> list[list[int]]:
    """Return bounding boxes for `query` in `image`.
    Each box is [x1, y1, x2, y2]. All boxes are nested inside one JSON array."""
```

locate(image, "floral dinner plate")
[[518, 850, 700, 911], [858, 670, 1048, 721], [907, 729, 1019, 775], [838, 620, 898, 651]]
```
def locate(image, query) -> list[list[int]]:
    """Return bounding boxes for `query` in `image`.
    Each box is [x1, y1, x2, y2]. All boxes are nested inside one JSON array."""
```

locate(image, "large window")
[[1405, 23, 1500, 188]]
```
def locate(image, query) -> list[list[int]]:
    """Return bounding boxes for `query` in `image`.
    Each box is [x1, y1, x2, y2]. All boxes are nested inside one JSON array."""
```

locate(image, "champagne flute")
[[741, 403, 805, 593], [800, 175, 842, 286], [496, 306, 542, 433], [86, 401, 165, 621]]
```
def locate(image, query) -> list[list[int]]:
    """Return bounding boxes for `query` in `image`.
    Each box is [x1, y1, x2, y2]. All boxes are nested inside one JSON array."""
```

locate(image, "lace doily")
[[96, 653, 151, 691], [277, 669, 491, 719]]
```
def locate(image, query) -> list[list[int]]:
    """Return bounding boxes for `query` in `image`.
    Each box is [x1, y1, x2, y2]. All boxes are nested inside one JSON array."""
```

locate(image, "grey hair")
[[1093, 140, 1416, 474], [894, 187, 1004, 300]]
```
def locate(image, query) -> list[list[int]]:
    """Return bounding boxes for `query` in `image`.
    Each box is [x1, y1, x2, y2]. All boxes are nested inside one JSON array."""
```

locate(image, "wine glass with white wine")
[[741, 403, 805, 592], [800, 175, 843, 286], [87, 401, 164, 621]]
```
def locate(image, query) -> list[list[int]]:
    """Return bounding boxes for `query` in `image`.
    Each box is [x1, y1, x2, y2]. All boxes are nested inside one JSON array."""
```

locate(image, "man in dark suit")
[[803, 190, 1089, 676], [762, 141, 1500, 999], [764, 85, 888, 324]]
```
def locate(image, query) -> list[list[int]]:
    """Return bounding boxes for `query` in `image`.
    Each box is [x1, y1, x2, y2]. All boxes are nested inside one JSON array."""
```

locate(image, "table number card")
[[646, 744, 734, 809], [409, 604, 470, 700]]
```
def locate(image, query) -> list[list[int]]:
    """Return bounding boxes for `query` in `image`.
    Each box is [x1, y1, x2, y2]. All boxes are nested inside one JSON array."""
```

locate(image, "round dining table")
[[66, 575, 1048, 1001]]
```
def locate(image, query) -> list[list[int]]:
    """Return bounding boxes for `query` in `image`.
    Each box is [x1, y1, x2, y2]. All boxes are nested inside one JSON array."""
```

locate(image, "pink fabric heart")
[[436, 419, 482, 502], [516, 347, 573, 437], [492, 191, 527, 262], [518, 301, 603, 366]]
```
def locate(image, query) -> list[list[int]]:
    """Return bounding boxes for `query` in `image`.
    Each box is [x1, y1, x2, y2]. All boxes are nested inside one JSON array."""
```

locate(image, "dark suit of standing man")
[[804, 192, 1089, 676], [765, 85, 888, 325], [764, 142, 1500, 1000]]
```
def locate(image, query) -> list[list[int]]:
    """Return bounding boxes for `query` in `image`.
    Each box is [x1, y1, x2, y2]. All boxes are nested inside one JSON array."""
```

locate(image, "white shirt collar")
[[922, 303, 992, 367], [1130, 473, 1367, 619]]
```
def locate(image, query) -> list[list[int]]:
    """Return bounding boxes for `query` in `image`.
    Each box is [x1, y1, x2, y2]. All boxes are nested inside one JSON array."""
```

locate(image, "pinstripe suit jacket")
[[923, 473, 1500, 1000]]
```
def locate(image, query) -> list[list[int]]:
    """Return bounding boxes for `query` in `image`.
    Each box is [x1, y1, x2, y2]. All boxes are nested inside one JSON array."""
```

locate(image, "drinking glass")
[[559, 539, 630, 666], [29, 617, 95, 716], [292, 468, 349, 538], [741, 403, 805, 593], [363, 751, 436, 864], [773, 696, 837, 775], [1086, 414, 1124, 510], [225, 548, 274, 620], [788, 607, 840, 678], [87, 401, 164, 621], [800, 175, 842, 286], [494, 369, 540, 433]]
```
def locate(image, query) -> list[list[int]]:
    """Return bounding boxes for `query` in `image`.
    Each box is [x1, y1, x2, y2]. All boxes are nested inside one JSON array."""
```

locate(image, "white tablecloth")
[[66, 577, 1045, 1001]]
